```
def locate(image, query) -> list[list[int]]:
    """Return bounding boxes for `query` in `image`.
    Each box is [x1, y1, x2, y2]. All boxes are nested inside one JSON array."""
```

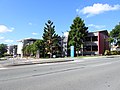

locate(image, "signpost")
[[71, 46, 74, 57]]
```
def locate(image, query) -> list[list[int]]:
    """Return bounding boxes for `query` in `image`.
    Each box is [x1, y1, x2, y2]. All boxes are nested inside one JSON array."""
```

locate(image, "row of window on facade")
[[85, 36, 98, 42]]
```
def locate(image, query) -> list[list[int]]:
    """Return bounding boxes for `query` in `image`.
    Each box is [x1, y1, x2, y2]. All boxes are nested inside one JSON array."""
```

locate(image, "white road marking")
[[0, 67, 7, 70]]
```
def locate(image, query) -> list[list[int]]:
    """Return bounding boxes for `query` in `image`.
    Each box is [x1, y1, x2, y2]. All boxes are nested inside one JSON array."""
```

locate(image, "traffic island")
[[2, 59, 74, 67]]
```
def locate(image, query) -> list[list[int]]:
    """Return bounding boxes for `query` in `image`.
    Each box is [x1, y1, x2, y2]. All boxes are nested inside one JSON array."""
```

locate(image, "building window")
[[92, 36, 98, 41], [85, 46, 91, 51], [85, 45, 98, 51], [85, 37, 91, 41], [92, 46, 98, 51]]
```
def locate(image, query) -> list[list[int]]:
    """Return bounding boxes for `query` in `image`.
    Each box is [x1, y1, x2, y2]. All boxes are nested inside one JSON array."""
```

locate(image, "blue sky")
[[0, 0, 120, 45]]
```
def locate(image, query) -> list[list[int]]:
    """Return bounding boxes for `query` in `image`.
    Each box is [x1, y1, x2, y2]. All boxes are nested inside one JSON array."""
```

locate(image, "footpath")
[[0, 55, 120, 68]]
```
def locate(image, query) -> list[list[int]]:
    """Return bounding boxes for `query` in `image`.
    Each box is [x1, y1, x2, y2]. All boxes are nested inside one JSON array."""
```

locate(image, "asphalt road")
[[0, 56, 120, 90]]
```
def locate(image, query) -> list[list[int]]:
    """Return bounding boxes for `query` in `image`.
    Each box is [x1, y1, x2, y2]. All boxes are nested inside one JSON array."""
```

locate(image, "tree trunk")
[[36, 50, 40, 59]]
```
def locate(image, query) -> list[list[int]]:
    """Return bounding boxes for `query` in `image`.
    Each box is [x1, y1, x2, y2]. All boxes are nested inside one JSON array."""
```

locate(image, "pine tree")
[[68, 16, 88, 56], [42, 20, 61, 58]]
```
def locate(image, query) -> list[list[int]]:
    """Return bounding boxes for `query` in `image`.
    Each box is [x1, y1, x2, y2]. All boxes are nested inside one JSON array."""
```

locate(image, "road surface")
[[0, 56, 120, 90]]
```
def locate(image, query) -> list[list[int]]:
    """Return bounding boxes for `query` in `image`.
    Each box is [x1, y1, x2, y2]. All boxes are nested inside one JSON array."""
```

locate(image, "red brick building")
[[84, 30, 109, 55]]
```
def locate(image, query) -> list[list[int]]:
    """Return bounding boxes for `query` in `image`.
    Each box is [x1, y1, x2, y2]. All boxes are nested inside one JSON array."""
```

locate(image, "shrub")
[[118, 51, 120, 55], [110, 51, 119, 55], [104, 50, 110, 55]]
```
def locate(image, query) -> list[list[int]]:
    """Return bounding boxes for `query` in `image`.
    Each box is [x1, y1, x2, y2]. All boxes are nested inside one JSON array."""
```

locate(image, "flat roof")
[[17, 38, 39, 42], [88, 30, 108, 36]]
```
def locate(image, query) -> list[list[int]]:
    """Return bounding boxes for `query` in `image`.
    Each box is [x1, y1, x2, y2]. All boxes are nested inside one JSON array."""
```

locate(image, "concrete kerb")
[[70, 55, 120, 61], [1, 55, 120, 67], [2, 58, 74, 67], [0, 56, 109, 68]]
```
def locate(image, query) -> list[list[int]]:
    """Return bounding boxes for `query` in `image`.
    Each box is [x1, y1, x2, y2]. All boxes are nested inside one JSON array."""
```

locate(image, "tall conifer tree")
[[68, 16, 88, 56], [42, 20, 61, 58]]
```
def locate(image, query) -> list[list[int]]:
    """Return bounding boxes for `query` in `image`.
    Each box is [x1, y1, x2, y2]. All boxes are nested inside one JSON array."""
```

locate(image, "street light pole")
[[81, 39, 84, 56]]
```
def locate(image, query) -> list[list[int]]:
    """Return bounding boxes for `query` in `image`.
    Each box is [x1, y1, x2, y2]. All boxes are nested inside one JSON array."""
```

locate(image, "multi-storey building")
[[84, 30, 109, 55], [61, 30, 110, 56], [7, 45, 17, 56], [17, 38, 38, 57], [61, 32, 69, 57]]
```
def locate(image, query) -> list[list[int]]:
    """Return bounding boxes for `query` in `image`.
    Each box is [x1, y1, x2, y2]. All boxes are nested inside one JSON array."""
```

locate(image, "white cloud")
[[88, 24, 106, 29], [0, 25, 13, 33], [4, 39, 14, 43], [0, 37, 4, 40], [28, 22, 33, 25], [77, 3, 120, 17], [11, 27, 15, 30], [32, 32, 38, 35], [76, 9, 79, 13]]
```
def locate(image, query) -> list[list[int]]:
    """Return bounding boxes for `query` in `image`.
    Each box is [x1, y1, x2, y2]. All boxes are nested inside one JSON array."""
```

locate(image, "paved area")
[[0, 55, 120, 68], [0, 58, 74, 67], [0, 56, 120, 90]]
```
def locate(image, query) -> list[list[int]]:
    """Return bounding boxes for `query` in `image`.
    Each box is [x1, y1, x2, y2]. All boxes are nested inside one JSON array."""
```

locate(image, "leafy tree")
[[110, 23, 120, 38], [22, 40, 44, 58], [110, 22, 120, 46], [107, 37, 114, 51], [117, 35, 120, 46], [42, 20, 61, 58], [0, 44, 7, 57], [108, 37, 114, 44], [68, 16, 88, 56], [22, 45, 32, 57], [33, 40, 44, 58]]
